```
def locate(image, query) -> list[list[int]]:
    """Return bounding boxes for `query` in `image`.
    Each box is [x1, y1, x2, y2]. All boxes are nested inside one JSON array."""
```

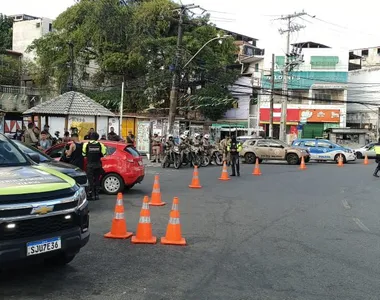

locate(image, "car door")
[[267, 140, 286, 159], [315, 140, 334, 160], [364, 143, 376, 158], [254, 140, 270, 159], [302, 140, 317, 159]]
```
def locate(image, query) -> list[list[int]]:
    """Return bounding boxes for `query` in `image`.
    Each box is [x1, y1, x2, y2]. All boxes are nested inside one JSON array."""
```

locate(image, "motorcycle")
[[190, 145, 202, 167], [210, 148, 223, 166], [162, 145, 182, 169]]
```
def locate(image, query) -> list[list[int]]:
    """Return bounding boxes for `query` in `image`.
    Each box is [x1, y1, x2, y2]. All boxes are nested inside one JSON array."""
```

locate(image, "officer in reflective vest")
[[82, 132, 107, 200], [373, 138, 380, 177], [227, 135, 243, 176]]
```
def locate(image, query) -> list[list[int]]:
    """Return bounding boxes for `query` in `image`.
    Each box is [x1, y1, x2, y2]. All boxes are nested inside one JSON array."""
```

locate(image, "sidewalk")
[[142, 156, 161, 168]]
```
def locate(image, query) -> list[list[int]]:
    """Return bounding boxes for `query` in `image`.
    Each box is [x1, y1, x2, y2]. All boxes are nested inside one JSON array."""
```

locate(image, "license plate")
[[26, 237, 61, 256], [138, 161, 143, 166]]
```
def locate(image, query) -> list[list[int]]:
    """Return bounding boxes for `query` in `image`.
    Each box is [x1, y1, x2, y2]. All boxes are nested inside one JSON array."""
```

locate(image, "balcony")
[[0, 85, 42, 96], [238, 44, 265, 64]]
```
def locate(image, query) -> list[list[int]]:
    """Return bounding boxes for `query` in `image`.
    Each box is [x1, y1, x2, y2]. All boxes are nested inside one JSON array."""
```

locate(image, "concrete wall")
[[352, 47, 380, 67], [12, 18, 53, 61], [225, 76, 252, 120]]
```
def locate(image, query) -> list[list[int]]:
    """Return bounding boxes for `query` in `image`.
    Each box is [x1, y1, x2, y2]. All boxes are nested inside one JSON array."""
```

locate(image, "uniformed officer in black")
[[227, 134, 243, 176], [82, 132, 107, 200], [373, 138, 380, 177]]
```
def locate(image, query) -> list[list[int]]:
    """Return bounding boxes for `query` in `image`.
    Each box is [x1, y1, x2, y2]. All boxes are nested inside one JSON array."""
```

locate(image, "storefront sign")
[[299, 109, 340, 123], [262, 71, 348, 90], [260, 108, 300, 123]]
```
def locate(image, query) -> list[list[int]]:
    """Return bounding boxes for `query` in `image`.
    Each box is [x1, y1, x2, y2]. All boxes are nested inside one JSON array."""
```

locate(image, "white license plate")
[[138, 161, 143, 166], [26, 237, 61, 256]]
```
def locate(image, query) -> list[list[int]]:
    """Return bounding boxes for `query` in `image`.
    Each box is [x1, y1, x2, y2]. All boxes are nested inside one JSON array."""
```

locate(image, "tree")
[[0, 14, 13, 53], [0, 55, 21, 85], [28, 0, 239, 116]]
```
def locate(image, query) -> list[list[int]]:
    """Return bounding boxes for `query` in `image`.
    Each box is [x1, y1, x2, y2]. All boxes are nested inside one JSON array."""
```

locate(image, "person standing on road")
[[126, 130, 135, 147], [82, 132, 107, 200], [151, 133, 162, 163], [23, 123, 39, 147], [220, 136, 231, 165], [373, 138, 380, 177], [39, 131, 52, 151], [65, 133, 84, 170], [227, 135, 242, 177]]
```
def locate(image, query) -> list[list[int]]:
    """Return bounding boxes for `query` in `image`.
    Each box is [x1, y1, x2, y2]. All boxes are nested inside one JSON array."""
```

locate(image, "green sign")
[[262, 71, 348, 90]]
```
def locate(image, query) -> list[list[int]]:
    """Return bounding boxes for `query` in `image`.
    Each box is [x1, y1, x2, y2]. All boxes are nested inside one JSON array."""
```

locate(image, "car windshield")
[[124, 146, 140, 157], [0, 134, 30, 167], [13, 140, 51, 163]]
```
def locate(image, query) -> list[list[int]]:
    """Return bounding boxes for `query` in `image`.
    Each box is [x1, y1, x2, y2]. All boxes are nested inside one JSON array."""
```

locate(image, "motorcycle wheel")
[[201, 155, 210, 167], [174, 154, 181, 169], [214, 152, 223, 166], [161, 156, 170, 168], [191, 154, 201, 167]]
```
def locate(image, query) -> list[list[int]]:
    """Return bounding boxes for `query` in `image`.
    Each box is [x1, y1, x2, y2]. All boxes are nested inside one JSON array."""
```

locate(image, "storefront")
[[299, 109, 341, 138], [211, 122, 248, 141], [259, 108, 300, 139]]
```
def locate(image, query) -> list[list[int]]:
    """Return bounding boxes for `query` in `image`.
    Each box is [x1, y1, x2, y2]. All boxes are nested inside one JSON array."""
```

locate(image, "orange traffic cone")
[[189, 166, 202, 188], [337, 154, 344, 167], [149, 174, 166, 206], [252, 158, 262, 176], [299, 156, 307, 170], [364, 154, 369, 165], [218, 161, 231, 181], [131, 196, 157, 244], [161, 197, 186, 246], [104, 193, 133, 239]]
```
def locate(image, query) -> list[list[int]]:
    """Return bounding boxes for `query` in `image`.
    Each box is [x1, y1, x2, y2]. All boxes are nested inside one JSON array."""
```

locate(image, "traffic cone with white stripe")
[[149, 174, 166, 206], [219, 161, 231, 181], [161, 197, 186, 246], [131, 196, 157, 244], [189, 165, 202, 188], [104, 193, 133, 239]]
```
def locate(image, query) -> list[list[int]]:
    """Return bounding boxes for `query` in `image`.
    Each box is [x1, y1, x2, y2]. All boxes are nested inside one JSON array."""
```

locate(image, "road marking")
[[341, 199, 351, 209], [353, 218, 370, 232]]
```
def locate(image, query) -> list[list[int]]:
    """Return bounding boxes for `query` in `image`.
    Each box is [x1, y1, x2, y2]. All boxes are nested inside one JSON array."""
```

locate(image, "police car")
[[291, 139, 356, 163]]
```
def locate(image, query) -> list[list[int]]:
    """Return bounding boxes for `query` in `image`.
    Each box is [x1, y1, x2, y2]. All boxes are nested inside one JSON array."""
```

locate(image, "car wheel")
[[286, 153, 299, 165], [356, 152, 363, 159], [101, 173, 125, 195], [244, 152, 256, 164], [44, 253, 76, 266], [334, 154, 346, 164]]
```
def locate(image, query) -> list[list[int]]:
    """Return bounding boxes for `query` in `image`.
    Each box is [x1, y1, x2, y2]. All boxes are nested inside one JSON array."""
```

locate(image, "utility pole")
[[120, 76, 125, 138], [68, 42, 74, 92], [277, 11, 306, 142], [269, 53, 275, 138], [168, 4, 200, 135]]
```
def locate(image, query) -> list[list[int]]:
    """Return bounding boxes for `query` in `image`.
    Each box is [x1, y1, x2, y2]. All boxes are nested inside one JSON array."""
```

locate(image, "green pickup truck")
[[0, 134, 89, 267]]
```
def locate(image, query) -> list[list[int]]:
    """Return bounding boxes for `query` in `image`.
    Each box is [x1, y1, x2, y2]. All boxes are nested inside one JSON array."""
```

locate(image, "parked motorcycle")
[[161, 145, 181, 169]]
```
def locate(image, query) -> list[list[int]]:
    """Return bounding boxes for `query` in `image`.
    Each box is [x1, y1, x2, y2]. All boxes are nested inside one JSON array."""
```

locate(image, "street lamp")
[[182, 35, 231, 69], [168, 34, 231, 134]]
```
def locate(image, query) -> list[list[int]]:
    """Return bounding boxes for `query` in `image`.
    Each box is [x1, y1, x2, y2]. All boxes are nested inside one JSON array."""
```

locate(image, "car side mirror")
[[27, 153, 40, 163]]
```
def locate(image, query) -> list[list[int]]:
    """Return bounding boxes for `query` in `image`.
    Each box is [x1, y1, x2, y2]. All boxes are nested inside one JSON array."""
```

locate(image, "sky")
[[3, 0, 380, 55]]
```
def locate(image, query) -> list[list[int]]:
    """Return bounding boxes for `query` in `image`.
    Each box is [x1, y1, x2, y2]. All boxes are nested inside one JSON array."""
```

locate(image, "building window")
[[36, 22, 41, 28], [49, 23, 52, 32], [82, 72, 90, 81], [313, 93, 332, 105], [254, 63, 259, 72], [362, 49, 369, 56], [232, 98, 239, 108], [377, 48, 380, 55]]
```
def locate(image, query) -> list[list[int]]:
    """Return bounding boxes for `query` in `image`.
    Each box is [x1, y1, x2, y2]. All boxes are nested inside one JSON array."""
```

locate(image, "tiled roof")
[[23, 91, 115, 117]]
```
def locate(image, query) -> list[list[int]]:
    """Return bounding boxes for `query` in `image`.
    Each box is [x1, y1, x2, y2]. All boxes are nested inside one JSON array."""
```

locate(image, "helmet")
[[194, 133, 200, 138], [204, 134, 210, 139], [180, 134, 186, 140], [167, 134, 173, 139], [184, 130, 190, 136]]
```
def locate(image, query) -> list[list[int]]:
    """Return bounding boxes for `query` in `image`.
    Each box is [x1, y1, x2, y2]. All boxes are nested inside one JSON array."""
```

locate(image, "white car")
[[354, 142, 376, 159]]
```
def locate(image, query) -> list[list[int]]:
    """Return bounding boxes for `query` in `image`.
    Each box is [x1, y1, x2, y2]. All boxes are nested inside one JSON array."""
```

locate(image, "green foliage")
[[29, 0, 239, 116], [0, 14, 13, 52], [0, 55, 21, 85]]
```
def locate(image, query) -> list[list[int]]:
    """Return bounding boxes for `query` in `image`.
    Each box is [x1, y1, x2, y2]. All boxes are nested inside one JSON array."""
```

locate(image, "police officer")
[[227, 134, 242, 176], [373, 138, 380, 177], [82, 132, 107, 200], [151, 133, 161, 163]]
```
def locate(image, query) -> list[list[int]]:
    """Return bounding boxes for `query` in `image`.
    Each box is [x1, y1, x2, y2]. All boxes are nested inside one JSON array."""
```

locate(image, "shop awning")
[[212, 122, 248, 128]]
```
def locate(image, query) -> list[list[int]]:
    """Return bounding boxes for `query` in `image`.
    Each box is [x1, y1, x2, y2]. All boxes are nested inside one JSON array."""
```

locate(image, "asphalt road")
[[2, 160, 380, 300]]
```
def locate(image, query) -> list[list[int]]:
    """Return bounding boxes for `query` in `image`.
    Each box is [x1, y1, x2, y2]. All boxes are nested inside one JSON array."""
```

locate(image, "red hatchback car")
[[45, 141, 145, 195]]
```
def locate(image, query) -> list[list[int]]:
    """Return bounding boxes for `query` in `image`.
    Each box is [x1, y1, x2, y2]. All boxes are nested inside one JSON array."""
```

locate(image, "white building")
[[347, 67, 380, 137], [11, 14, 53, 61], [259, 42, 348, 142]]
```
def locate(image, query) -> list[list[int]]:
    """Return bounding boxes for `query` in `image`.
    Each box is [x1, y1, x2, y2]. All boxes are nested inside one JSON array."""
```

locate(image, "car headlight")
[[75, 187, 87, 209]]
